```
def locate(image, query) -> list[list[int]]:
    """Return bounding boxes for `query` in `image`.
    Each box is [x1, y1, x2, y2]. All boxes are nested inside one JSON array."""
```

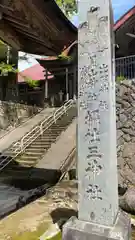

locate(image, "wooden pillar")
[[73, 65, 77, 100], [45, 69, 48, 99], [66, 68, 69, 101]]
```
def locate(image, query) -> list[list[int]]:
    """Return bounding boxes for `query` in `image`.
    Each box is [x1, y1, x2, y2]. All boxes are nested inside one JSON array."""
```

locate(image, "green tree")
[[56, 0, 77, 18], [0, 42, 38, 89]]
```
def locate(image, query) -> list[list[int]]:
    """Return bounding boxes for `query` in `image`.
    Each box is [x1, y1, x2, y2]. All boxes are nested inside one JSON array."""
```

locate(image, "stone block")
[[62, 211, 131, 240]]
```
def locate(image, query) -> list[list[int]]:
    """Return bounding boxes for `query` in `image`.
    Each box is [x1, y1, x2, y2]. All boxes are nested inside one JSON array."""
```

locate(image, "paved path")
[[0, 107, 56, 152], [36, 119, 76, 170], [0, 180, 77, 239]]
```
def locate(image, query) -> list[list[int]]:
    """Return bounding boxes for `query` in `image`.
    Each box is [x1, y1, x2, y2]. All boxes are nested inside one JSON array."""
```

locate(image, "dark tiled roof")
[[0, 0, 77, 55]]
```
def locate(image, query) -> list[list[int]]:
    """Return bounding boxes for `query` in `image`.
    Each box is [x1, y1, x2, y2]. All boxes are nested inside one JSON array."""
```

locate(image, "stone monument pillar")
[[62, 0, 131, 239]]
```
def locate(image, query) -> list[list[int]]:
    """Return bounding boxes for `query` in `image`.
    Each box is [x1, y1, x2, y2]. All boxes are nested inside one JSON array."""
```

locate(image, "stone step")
[[27, 145, 49, 150], [50, 126, 67, 129], [43, 131, 62, 135], [30, 142, 52, 146], [37, 136, 58, 140], [35, 139, 56, 143], [53, 120, 73, 125], [16, 155, 39, 160], [35, 137, 55, 142], [16, 158, 37, 163], [21, 151, 42, 157], [15, 159, 38, 165], [23, 150, 45, 155], [27, 147, 48, 153], [37, 135, 58, 140], [50, 125, 67, 129], [39, 134, 56, 137], [29, 145, 51, 150], [18, 162, 35, 167], [0, 107, 76, 171], [3, 151, 18, 157], [16, 158, 36, 164]]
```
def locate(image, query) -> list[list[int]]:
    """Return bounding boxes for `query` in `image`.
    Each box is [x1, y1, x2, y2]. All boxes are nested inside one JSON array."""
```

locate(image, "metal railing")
[[115, 55, 135, 80], [0, 99, 74, 171]]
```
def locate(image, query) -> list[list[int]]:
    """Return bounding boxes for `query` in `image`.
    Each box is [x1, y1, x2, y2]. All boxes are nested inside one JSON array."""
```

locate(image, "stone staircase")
[[0, 102, 76, 176]]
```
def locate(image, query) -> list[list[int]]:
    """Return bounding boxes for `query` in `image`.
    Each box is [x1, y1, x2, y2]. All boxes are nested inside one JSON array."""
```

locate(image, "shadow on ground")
[[0, 158, 62, 219], [50, 208, 78, 230]]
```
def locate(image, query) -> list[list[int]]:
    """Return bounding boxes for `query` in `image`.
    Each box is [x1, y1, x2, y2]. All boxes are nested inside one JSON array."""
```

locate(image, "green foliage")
[[0, 42, 40, 89], [0, 62, 17, 76], [57, 54, 72, 60], [0, 41, 39, 88], [116, 75, 125, 83], [0, 61, 39, 88], [0, 40, 5, 45], [24, 76, 40, 88], [55, 0, 77, 18], [0, 62, 40, 88]]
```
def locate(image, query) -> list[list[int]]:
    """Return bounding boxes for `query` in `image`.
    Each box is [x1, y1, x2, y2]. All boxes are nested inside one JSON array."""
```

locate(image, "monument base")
[[62, 211, 131, 240]]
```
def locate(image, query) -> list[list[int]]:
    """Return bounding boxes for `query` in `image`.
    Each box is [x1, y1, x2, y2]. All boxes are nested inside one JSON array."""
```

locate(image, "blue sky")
[[112, 0, 135, 21], [72, 0, 135, 26]]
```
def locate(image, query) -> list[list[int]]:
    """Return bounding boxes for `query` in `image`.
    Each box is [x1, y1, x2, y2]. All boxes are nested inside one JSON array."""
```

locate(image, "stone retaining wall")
[[116, 80, 135, 185], [0, 101, 42, 130]]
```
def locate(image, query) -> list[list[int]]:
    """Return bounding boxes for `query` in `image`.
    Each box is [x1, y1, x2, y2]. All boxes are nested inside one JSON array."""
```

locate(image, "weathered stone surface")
[[119, 85, 127, 97], [122, 80, 133, 87], [123, 134, 131, 142], [119, 187, 135, 214], [132, 109, 135, 116], [117, 137, 125, 146], [0, 101, 41, 129], [117, 98, 130, 108], [116, 121, 123, 129], [132, 117, 135, 122], [116, 80, 135, 189], [126, 107, 132, 114], [122, 128, 135, 136], [117, 130, 123, 140], [132, 137, 135, 142], [122, 143, 135, 158], [123, 120, 133, 129], [78, 0, 118, 226], [63, 212, 131, 240], [119, 114, 127, 123]]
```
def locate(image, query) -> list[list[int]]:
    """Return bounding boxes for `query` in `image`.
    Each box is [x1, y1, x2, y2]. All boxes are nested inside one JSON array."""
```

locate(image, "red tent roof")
[[18, 64, 53, 82]]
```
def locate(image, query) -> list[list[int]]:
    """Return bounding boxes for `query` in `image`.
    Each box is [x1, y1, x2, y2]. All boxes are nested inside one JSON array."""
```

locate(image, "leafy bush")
[[24, 76, 40, 88], [0, 62, 17, 76], [57, 54, 72, 61], [116, 75, 125, 83]]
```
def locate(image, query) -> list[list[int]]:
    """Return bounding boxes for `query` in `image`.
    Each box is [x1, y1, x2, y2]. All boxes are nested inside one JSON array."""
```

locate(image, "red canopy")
[[18, 64, 53, 82]]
